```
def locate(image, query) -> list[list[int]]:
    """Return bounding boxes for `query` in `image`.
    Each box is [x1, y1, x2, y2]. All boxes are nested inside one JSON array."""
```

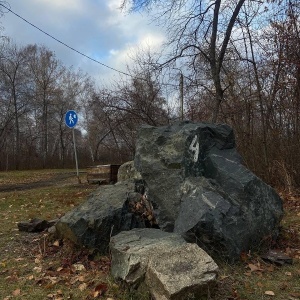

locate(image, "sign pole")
[[65, 110, 80, 184], [72, 128, 80, 183]]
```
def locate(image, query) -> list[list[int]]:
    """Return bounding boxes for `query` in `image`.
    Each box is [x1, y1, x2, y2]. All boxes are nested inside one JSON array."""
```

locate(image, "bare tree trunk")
[[246, 20, 270, 180], [42, 94, 48, 168], [209, 0, 247, 122], [12, 80, 21, 170]]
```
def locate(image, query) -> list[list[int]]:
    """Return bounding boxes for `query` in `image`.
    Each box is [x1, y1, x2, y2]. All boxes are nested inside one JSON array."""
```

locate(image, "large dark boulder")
[[56, 121, 283, 261], [55, 180, 146, 253], [134, 121, 284, 260]]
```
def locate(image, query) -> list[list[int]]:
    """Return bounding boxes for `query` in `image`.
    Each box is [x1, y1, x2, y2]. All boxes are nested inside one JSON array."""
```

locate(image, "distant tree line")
[[1, 0, 300, 191], [0, 40, 170, 171]]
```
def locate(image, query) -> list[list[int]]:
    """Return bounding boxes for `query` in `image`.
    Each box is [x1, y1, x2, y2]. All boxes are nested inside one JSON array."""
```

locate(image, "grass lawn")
[[0, 169, 299, 299]]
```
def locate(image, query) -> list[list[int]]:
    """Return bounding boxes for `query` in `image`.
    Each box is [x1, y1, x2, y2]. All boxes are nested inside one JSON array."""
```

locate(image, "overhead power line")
[[0, 3, 134, 78]]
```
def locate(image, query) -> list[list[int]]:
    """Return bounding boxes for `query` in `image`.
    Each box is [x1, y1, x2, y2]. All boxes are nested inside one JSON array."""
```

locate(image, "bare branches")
[[121, 0, 259, 122], [218, 0, 247, 69]]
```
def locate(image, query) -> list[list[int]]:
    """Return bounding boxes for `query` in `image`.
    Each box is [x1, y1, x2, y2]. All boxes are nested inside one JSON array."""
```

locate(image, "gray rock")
[[55, 180, 146, 253], [134, 121, 284, 260], [110, 228, 218, 299], [146, 243, 218, 300], [117, 161, 142, 182], [110, 228, 186, 286], [56, 121, 283, 261], [18, 218, 52, 232]]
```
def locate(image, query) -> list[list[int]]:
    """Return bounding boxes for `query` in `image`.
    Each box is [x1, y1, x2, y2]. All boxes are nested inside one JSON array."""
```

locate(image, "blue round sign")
[[65, 110, 78, 128]]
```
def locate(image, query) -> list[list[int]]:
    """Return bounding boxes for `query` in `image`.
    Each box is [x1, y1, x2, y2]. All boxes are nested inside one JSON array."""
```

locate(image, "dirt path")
[[0, 172, 85, 192]]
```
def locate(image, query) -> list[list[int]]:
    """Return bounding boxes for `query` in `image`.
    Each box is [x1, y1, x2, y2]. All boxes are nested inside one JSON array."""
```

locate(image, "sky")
[[0, 0, 165, 86]]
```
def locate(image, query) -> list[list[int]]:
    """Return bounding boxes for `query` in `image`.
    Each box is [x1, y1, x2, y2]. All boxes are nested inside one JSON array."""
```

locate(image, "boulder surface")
[[134, 121, 284, 260], [110, 228, 218, 299], [56, 121, 283, 261], [117, 160, 142, 182], [110, 228, 186, 286], [56, 180, 146, 252]]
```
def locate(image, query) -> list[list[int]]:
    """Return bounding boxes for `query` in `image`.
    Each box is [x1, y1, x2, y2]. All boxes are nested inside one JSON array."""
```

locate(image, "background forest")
[[0, 0, 300, 191]]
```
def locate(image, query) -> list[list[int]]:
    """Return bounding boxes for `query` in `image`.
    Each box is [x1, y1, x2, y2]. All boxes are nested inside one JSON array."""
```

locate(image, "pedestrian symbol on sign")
[[65, 110, 78, 128], [69, 113, 75, 124]]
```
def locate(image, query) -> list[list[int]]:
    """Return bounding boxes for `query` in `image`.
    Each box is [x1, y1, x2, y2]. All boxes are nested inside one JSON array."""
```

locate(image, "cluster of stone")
[[55, 121, 283, 299]]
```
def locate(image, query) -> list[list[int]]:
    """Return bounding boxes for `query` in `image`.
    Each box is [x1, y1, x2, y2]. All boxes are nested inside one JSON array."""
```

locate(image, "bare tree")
[[85, 66, 170, 163], [27, 45, 64, 167], [0, 42, 31, 169], [0, 40, 94, 169], [121, 0, 260, 122]]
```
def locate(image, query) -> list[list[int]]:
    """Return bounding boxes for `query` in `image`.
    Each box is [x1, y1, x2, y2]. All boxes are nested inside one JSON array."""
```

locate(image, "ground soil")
[[0, 172, 91, 192]]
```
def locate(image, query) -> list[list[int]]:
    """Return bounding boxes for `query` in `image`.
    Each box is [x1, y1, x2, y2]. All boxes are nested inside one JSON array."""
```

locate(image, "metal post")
[[72, 128, 80, 183]]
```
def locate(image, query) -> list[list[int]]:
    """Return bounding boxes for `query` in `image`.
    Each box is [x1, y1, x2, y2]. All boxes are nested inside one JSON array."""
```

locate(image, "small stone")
[[48, 226, 56, 234]]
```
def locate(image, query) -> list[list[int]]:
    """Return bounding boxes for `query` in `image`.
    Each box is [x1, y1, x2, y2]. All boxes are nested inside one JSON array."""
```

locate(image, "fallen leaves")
[[1, 230, 115, 300], [35, 257, 41, 264], [93, 282, 108, 298], [285, 271, 292, 276], [78, 282, 87, 291], [265, 290, 275, 296], [234, 251, 300, 300], [128, 194, 158, 227], [33, 266, 43, 273], [72, 263, 86, 272], [47, 290, 66, 300], [290, 292, 300, 298], [53, 240, 60, 247], [247, 263, 264, 273], [12, 288, 21, 296], [244, 261, 266, 276]]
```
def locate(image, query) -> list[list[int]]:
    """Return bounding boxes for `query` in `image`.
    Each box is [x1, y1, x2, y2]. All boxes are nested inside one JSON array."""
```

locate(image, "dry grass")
[[0, 170, 300, 299], [0, 170, 149, 300]]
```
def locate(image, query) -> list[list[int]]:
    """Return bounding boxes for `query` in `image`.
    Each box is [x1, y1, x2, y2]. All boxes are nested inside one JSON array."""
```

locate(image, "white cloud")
[[109, 32, 164, 66], [1, 0, 166, 86], [31, 0, 85, 14], [107, 0, 123, 11], [139, 33, 165, 50]]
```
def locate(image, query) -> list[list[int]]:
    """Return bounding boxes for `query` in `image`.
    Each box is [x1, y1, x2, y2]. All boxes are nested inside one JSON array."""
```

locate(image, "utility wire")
[[0, 3, 181, 88], [0, 3, 135, 78]]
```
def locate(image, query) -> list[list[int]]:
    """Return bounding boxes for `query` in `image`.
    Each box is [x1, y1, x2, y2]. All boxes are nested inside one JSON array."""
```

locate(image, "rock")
[[117, 161, 142, 182], [48, 226, 57, 234], [110, 228, 218, 299], [18, 218, 54, 232], [134, 121, 284, 260], [57, 121, 283, 261], [261, 249, 293, 265], [146, 243, 218, 300], [110, 228, 186, 286], [55, 180, 146, 252]]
